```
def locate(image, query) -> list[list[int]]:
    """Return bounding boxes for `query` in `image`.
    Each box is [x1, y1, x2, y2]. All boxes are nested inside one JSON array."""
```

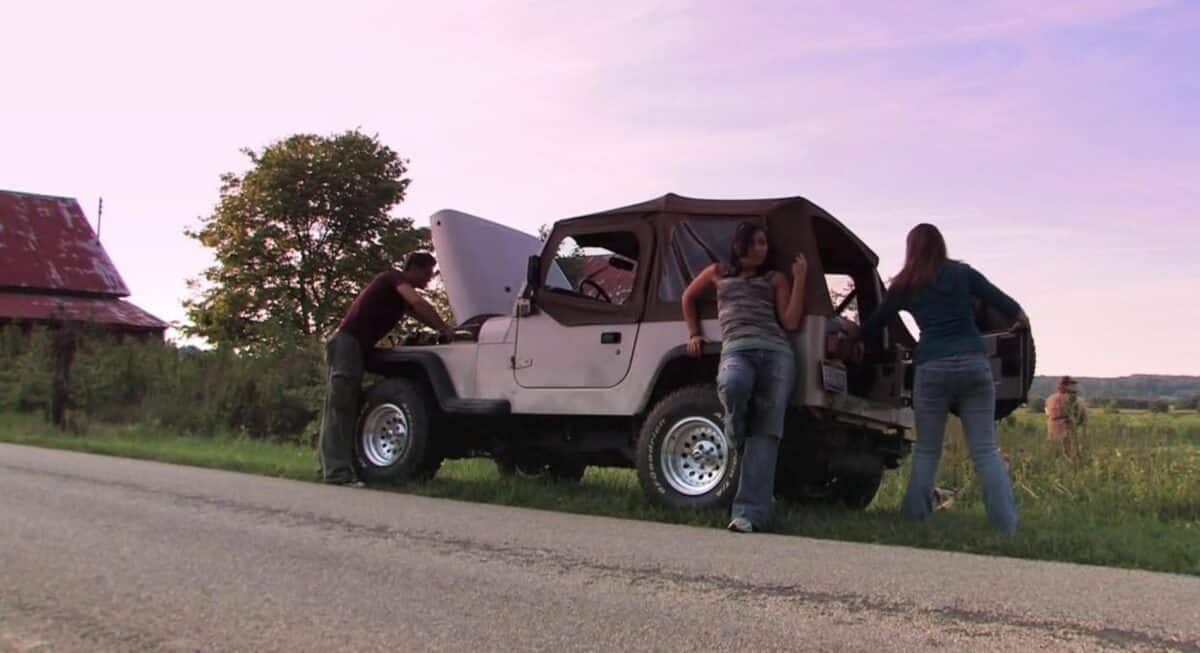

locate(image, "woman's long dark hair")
[[722, 221, 767, 277], [890, 223, 948, 291]]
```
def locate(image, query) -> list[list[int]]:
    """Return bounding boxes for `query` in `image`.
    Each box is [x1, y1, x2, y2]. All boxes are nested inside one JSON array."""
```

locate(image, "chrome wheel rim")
[[661, 416, 729, 496], [361, 403, 410, 467]]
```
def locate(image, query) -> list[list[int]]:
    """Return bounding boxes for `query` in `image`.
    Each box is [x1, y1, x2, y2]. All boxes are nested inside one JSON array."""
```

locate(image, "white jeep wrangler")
[[355, 194, 1035, 510]]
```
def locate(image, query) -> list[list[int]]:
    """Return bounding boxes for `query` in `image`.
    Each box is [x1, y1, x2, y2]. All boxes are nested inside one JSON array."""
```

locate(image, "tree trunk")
[[49, 327, 76, 430]]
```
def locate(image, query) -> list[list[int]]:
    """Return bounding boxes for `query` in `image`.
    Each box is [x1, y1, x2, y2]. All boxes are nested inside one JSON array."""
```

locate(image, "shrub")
[[0, 325, 324, 442]]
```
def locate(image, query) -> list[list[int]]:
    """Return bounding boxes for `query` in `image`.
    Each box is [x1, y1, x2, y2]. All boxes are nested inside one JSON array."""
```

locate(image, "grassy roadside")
[[2, 411, 1197, 577], [0, 413, 317, 480]]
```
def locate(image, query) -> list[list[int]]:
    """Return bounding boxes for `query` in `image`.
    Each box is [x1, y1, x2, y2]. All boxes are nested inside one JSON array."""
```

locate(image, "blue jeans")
[[717, 349, 796, 528], [905, 353, 1018, 532]]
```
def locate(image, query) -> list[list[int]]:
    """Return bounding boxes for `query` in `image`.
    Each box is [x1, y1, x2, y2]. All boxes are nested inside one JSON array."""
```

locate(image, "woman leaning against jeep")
[[681, 221, 808, 533]]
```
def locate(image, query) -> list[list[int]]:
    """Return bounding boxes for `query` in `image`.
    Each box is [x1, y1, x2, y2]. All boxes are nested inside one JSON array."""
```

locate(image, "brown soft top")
[[558, 193, 880, 268]]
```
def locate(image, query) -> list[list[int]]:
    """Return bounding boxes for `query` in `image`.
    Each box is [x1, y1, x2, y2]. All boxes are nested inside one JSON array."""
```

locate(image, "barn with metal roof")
[[0, 190, 167, 336]]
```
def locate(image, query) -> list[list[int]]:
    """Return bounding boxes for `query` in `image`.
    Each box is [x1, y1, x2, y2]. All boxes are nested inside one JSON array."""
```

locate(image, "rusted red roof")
[[0, 190, 130, 296], [0, 292, 167, 331]]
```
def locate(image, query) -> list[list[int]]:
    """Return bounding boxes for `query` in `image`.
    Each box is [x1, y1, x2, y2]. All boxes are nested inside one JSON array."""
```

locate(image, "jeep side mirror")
[[526, 255, 541, 291]]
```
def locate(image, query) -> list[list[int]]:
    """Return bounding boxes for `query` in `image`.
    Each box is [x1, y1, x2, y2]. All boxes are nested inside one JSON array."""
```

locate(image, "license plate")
[[821, 362, 847, 394]]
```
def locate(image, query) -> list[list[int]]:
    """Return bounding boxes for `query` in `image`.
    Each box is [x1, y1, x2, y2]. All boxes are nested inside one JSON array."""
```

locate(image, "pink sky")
[[2, 1, 1196, 376]]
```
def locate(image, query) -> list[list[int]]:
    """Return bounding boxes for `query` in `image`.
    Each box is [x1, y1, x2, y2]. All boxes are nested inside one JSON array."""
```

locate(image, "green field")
[[3, 410, 1197, 576]]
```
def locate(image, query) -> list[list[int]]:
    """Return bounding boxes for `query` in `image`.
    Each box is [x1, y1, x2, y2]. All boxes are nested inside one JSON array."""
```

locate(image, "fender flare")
[[636, 343, 722, 414], [365, 349, 510, 416]]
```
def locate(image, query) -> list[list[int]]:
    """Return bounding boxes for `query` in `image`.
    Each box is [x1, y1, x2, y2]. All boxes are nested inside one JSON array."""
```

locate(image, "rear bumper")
[[801, 394, 915, 438]]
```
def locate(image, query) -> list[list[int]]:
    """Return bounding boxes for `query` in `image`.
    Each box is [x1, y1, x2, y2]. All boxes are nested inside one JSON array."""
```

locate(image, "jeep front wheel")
[[355, 379, 443, 484], [636, 384, 739, 510]]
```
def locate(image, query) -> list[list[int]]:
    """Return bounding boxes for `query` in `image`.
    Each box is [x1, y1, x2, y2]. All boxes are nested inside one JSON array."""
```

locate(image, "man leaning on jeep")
[[319, 252, 455, 487]]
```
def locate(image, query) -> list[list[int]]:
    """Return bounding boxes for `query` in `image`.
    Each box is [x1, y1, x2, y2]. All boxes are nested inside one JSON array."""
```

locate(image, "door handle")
[[601, 332, 621, 344]]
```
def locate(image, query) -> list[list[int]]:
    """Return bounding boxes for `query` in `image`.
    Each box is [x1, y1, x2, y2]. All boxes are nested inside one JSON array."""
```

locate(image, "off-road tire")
[[355, 379, 443, 484], [636, 384, 740, 510], [974, 302, 1037, 421], [995, 331, 1036, 420]]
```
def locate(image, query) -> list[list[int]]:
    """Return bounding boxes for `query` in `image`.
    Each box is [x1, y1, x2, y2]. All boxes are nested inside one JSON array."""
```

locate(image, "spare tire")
[[974, 302, 1036, 420], [994, 330, 1035, 420]]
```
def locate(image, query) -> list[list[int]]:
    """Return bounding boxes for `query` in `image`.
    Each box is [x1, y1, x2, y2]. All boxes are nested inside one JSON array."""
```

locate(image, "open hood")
[[429, 209, 543, 323]]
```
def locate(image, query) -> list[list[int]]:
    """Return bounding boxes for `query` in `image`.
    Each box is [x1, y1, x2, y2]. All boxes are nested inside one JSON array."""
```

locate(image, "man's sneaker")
[[727, 517, 754, 533]]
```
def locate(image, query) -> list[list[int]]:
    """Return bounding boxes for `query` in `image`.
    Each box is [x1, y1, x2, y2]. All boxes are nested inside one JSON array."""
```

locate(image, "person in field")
[[1045, 375, 1088, 458]]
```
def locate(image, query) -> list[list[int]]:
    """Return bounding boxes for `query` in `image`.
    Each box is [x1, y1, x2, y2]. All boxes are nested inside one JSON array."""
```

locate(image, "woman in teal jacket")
[[857, 224, 1028, 532]]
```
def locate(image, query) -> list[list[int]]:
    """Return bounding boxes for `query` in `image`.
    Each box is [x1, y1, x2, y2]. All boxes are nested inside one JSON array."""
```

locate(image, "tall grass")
[[3, 410, 1197, 576], [930, 411, 1200, 527]]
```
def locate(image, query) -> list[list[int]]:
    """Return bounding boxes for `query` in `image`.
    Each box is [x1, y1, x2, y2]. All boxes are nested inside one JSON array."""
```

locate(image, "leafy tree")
[[184, 130, 429, 350], [1149, 400, 1170, 414]]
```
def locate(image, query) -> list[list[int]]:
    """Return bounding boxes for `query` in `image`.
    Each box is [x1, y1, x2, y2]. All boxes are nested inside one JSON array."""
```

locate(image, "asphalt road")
[[1, 443, 1197, 652]]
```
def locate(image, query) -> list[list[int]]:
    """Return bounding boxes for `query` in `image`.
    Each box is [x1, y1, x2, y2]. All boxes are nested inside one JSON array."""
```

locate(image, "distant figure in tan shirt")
[[1045, 376, 1087, 458]]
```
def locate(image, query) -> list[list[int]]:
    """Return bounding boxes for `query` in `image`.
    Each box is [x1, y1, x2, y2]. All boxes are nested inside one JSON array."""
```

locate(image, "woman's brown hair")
[[890, 223, 947, 291], [721, 221, 768, 277]]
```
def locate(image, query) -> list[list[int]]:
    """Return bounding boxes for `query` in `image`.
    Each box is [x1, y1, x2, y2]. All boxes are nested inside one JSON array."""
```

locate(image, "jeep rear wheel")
[[355, 379, 443, 484], [636, 384, 739, 511]]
